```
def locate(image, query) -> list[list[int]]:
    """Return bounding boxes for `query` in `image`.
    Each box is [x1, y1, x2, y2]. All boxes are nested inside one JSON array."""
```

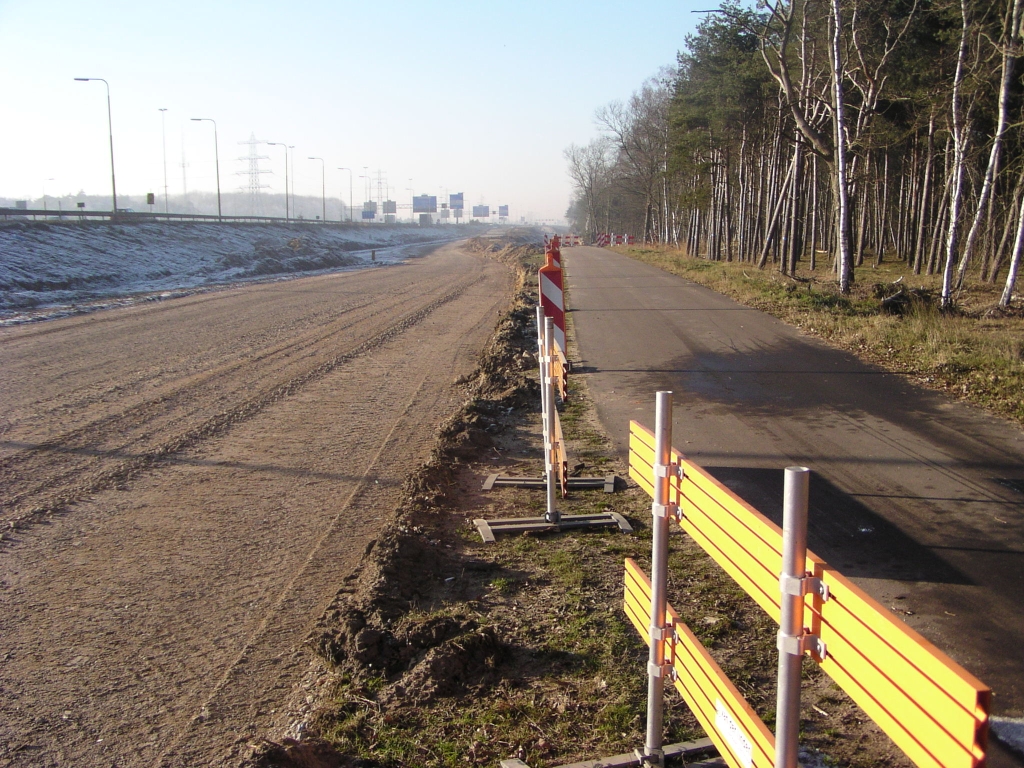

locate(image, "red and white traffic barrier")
[[539, 237, 566, 356], [594, 233, 636, 247]]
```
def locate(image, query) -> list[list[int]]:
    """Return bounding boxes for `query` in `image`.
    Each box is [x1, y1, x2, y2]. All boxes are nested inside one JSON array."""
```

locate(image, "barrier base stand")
[[499, 737, 718, 768], [483, 473, 618, 493], [474, 512, 632, 543]]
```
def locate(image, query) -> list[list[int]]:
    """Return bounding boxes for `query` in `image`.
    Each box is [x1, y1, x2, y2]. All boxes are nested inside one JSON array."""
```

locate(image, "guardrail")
[[0, 207, 377, 225]]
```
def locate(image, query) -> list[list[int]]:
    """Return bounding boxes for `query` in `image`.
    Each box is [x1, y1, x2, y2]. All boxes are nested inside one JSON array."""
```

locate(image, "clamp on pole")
[[777, 630, 827, 660], [779, 573, 830, 602], [643, 663, 675, 679], [653, 462, 683, 480], [651, 502, 682, 523]]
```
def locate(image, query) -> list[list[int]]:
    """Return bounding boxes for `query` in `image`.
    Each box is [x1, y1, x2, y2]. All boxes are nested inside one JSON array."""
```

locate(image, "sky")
[[0, 1, 708, 222]]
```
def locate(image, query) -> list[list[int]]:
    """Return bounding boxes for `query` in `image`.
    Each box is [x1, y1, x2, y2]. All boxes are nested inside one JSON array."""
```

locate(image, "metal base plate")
[[474, 512, 633, 543], [483, 473, 618, 493], [499, 738, 716, 768]]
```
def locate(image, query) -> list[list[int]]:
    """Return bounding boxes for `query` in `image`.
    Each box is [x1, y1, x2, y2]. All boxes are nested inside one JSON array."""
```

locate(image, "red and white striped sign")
[[594, 232, 636, 247], [539, 239, 566, 355]]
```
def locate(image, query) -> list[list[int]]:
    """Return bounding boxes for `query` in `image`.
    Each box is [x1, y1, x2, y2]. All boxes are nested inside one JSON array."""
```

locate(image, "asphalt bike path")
[[564, 245, 1024, 765]]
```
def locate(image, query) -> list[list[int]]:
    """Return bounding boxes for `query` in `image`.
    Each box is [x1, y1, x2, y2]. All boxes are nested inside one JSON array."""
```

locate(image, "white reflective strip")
[[540, 275, 564, 310], [553, 327, 566, 355]]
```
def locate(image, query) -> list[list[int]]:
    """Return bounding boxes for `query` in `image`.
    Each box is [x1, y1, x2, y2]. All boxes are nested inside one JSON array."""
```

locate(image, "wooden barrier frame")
[[628, 421, 990, 768], [625, 559, 775, 768], [551, 348, 568, 402], [552, 407, 568, 498]]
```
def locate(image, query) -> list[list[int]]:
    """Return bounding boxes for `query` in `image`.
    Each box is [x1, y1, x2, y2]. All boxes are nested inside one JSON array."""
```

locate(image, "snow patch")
[[0, 221, 473, 324]]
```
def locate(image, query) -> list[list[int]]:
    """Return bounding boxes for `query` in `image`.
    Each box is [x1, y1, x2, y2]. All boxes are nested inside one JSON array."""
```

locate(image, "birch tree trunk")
[[940, 0, 971, 309], [955, 0, 1022, 290], [830, 0, 853, 292]]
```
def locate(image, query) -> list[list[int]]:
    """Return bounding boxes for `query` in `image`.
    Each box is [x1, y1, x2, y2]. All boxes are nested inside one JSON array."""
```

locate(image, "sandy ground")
[[0, 242, 511, 767]]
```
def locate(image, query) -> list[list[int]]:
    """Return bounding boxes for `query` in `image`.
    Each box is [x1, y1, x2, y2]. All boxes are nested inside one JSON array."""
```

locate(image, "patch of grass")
[[618, 246, 1024, 425], [489, 576, 514, 594]]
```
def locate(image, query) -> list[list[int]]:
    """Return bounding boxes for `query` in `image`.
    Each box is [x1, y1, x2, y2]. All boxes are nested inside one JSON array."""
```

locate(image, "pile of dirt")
[[244, 239, 541, 768]]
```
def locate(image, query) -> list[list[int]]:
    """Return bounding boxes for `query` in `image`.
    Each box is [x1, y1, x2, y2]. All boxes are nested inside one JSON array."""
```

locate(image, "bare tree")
[[564, 139, 612, 241], [596, 77, 672, 243]]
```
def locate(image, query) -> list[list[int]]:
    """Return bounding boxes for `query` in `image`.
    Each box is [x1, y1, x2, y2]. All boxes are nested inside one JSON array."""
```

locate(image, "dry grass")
[[617, 246, 1024, 425]]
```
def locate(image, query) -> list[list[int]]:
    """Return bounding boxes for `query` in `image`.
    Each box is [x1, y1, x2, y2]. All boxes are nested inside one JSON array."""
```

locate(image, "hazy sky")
[[0, 1, 707, 221]]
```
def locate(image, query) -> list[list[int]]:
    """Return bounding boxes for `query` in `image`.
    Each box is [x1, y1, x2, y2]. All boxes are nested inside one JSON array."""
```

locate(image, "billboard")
[[413, 195, 437, 213], [363, 201, 377, 213], [450, 192, 464, 210], [361, 210, 375, 220], [383, 200, 397, 214], [499, 205, 509, 217], [472, 205, 490, 218]]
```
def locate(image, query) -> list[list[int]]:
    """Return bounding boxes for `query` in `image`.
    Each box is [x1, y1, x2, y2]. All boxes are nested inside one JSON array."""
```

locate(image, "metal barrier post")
[[536, 306, 548, 431], [544, 317, 559, 524], [643, 391, 674, 765], [536, 305, 545, 358], [775, 466, 810, 768]]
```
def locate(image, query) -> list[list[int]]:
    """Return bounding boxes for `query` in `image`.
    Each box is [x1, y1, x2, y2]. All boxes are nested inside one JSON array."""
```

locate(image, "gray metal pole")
[[544, 317, 559, 524], [536, 305, 548, 431], [775, 466, 811, 768], [74, 78, 117, 213], [212, 121, 221, 220], [644, 390, 673, 765], [159, 108, 168, 213]]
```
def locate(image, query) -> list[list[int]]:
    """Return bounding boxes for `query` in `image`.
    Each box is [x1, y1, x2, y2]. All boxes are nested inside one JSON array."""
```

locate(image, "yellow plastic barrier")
[[628, 420, 990, 768], [551, 350, 567, 402], [624, 559, 775, 768]]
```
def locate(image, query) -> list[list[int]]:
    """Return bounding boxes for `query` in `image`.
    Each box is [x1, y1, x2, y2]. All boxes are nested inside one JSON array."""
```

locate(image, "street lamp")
[[308, 157, 325, 221], [158, 108, 169, 213], [337, 167, 353, 222], [190, 118, 221, 220], [74, 77, 117, 214], [268, 142, 290, 219]]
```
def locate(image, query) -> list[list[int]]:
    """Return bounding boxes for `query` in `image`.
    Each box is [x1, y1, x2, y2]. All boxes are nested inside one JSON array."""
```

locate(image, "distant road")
[[0, 242, 510, 767], [565, 246, 1024, 763]]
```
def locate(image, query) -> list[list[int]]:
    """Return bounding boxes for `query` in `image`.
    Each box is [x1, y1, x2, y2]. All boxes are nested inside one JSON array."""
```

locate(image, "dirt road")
[[0, 242, 511, 766], [564, 246, 1024, 763]]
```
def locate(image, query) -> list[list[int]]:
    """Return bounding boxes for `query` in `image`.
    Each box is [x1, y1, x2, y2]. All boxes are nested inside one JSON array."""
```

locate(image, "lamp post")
[[268, 142, 289, 219], [190, 118, 221, 220], [74, 77, 117, 214], [158, 108, 169, 213], [308, 157, 326, 221], [337, 167, 353, 222]]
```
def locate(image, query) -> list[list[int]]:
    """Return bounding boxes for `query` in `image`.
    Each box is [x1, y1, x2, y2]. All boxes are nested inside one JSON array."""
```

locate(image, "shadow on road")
[[703, 465, 972, 585]]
